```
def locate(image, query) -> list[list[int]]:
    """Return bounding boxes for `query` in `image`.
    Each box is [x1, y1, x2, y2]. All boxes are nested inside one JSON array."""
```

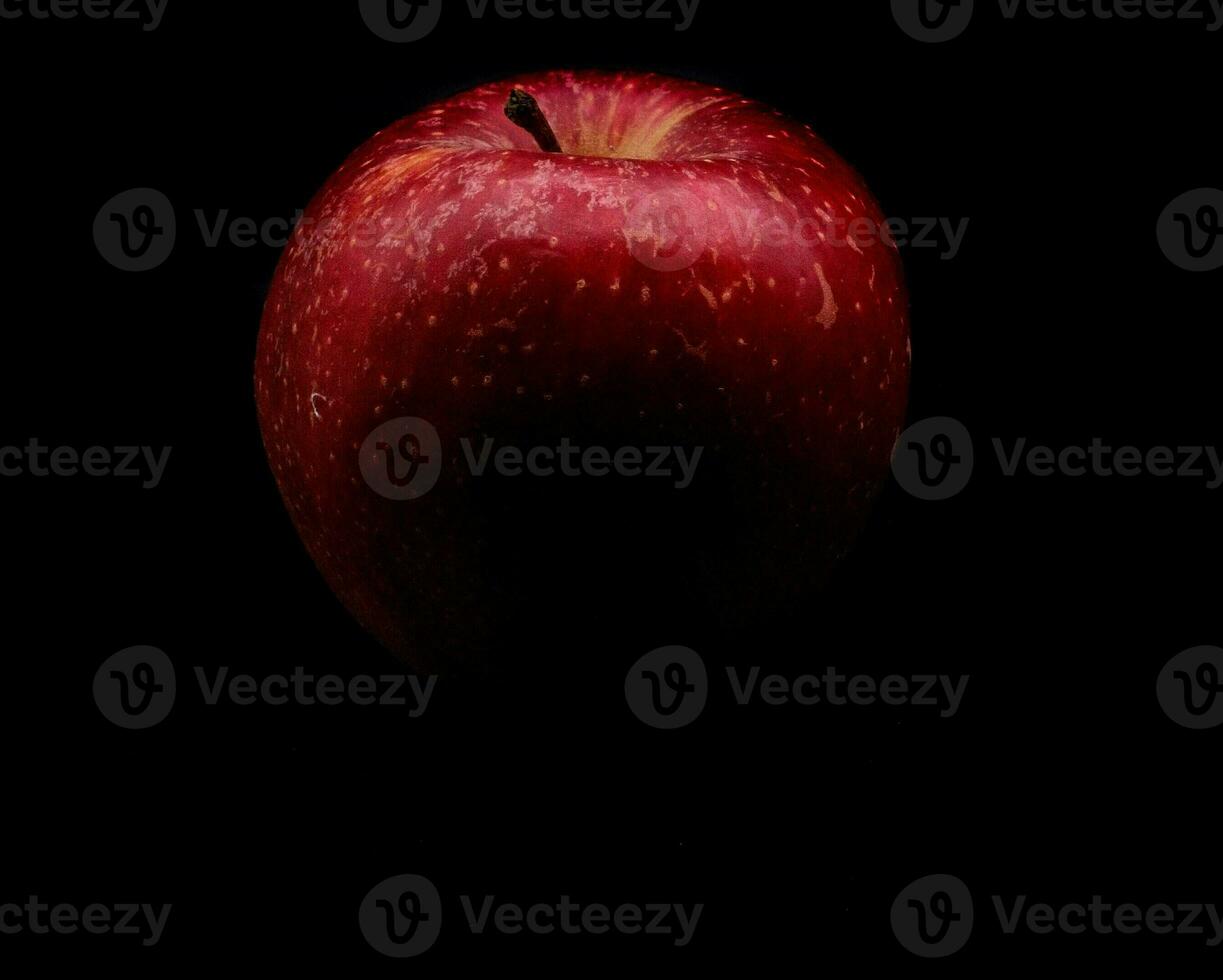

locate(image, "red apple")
[[255, 70, 910, 673]]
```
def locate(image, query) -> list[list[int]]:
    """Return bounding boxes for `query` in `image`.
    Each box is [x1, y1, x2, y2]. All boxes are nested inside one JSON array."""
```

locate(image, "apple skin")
[[255, 70, 910, 674]]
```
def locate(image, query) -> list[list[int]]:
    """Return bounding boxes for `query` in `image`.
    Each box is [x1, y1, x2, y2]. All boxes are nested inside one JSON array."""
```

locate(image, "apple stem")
[[504, 88, 562, 154]]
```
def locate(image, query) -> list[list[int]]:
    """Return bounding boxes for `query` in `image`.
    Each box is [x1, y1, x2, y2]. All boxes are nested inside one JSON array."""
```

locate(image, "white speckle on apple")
[[310, 392, 327, 421], [814, 263, 838, 329]]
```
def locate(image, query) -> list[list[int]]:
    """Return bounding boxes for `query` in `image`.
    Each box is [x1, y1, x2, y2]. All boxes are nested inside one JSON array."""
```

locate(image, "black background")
[[1, 0, 1219, 970]]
